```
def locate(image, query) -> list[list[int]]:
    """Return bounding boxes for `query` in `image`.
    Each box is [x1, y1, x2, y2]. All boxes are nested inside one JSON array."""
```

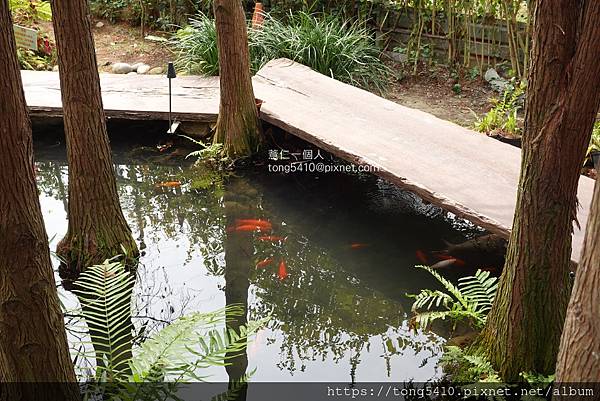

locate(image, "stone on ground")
[[112, 62, 133, 74], [136, 64, 151, 74]]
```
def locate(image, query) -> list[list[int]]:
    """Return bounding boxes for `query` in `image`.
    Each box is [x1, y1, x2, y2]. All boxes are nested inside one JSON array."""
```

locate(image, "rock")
[[180, 122, 211, 139], [52, 65, 59, 72], [484, 68, 509, 93], [147, 66, 163, 75], [136, 64, 151, 74], [383, 50, 408, 63], [130, 62, 143, 70], [484, 68, 500, 82], [95, 21, 104, 28], [111, 62, 133, 74], [127, 71, 137, 75]]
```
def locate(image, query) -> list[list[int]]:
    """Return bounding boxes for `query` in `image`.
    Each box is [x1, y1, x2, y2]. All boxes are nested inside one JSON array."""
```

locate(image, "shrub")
[[475, 79, 525, 137], [172, 11, 390, 92], [172, 16, 220, 76], [9, 0, 51, 23], [586, 121, 600, 163]]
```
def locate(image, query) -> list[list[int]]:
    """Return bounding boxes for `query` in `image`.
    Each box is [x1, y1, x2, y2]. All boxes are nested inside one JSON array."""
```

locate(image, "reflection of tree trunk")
[[53, 163, 68, 214], [0, 1, 79, 397], [223, 178, 258, 399]]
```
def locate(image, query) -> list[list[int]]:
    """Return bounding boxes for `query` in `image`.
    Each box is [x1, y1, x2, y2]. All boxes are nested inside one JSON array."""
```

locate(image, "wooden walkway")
[[22, 60, 595, 263], [22, 70, 220, 122]]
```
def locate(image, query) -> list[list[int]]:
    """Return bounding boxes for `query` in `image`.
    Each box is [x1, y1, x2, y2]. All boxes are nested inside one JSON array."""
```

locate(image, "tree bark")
[[555, 174, 600, 383], [474, 0, 600, 380], [0, 0, 79, 397], [50, 0, 138, 287], [213, 0, 262, 158]]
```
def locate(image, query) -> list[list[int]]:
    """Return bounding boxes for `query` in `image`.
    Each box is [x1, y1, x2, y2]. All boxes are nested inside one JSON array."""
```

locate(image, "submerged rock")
[[180, 122, 211, 140], [112, 62, 133, 74]]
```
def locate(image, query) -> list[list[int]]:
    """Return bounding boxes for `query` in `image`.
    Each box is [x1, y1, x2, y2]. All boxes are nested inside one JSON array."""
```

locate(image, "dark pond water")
[[33, 120, 484, 383]]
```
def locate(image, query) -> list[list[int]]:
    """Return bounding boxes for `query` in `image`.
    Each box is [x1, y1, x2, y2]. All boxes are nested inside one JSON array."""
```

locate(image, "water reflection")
[[35, 144, 484, 382]]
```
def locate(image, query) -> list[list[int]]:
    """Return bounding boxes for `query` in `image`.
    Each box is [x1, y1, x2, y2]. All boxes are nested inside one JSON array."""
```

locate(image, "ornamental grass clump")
[[172, 11, 390, 92]]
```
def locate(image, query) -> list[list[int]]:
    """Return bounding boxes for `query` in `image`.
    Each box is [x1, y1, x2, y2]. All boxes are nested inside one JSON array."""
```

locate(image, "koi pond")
[[33, 120, 486, 383]]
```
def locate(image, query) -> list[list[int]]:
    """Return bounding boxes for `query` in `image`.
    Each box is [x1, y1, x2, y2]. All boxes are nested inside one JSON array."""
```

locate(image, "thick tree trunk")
[[555, 175, 600, 383], [50, 0, 138, 287], [555, 173, 599, 396], [213, 0, 261, 158], [474, 0, 600, 380], [0, 1, 79, 397]]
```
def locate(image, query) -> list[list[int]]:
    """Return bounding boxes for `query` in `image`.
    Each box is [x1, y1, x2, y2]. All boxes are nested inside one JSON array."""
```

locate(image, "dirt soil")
[[37, 19, 494, 127], [39, 18, 173, 73], [385, 62, 495, 128]]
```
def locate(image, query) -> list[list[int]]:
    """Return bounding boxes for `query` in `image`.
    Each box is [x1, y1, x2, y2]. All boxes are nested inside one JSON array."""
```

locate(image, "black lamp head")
[[167, 62, 176, 79]]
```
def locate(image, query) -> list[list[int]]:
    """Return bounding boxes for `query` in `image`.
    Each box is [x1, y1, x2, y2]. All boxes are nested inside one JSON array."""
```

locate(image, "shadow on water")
[[33, 119, 488, 382]]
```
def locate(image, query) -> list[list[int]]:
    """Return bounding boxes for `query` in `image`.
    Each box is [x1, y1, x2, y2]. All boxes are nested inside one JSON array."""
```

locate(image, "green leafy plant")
[[408, 265, 498, 330], [475, 79, 525, 136], [172, 11, 390, 92], [9, 0, 51, 23], [172, 15, 220, 76], [442, 345, 501, 382], [70, 258, 265, 396], [585, 121, 600, 164]]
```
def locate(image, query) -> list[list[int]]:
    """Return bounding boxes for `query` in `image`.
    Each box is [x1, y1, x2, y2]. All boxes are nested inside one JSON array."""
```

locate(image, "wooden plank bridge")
[[22, 59, 595, 263]]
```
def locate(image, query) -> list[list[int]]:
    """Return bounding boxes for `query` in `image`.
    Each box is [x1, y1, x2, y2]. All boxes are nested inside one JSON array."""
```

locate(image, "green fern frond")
[[415, 265, 470, 308], [132, 307, 266, 382], [410, 266, 499, 330], [73, 259, 135, 380], [458, 270, 498, 316]]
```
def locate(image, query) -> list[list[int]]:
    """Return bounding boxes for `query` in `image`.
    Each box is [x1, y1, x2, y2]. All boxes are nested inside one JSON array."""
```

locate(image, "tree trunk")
[[213, 0, 262, 158], [474, 0, 600, 380], [555, 174, 600, 383], [50, 0, 138, 287], [0, 1, 80, 397]]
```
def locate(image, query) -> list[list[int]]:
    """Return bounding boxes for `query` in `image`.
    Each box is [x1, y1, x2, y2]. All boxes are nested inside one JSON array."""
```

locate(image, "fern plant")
[[409, 265, 498, 329], [442, 345, 501, 382], [70, 259, 266, 398]]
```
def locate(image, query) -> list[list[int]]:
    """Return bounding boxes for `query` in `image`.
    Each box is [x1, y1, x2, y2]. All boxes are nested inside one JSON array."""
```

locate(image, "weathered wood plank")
[[22, 70, 220, 122], [253, 58, 594, 263]]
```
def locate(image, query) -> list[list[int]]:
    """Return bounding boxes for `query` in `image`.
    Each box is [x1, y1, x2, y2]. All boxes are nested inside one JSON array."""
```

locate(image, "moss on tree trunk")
[[213, 0, 262, 158], [472, 0, 600, 381]]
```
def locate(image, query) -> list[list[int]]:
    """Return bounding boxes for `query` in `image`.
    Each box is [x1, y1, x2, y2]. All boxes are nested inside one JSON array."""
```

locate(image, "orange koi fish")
[[415, 250, 429, 264], [434, 253, 466, 267], [278, 259, 288, 280], [236, 219, 272, 230], [155, 181, 181, 188], [350, 243, 369, 250], [430, 258, 467, 269], [259, 236, 287, 242], [256, 257, 274, 269], [228, 224, 270, 233]]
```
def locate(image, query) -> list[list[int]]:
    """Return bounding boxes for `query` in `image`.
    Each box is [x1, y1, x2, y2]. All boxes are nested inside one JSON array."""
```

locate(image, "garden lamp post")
[[166, 62, 179, 134]]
